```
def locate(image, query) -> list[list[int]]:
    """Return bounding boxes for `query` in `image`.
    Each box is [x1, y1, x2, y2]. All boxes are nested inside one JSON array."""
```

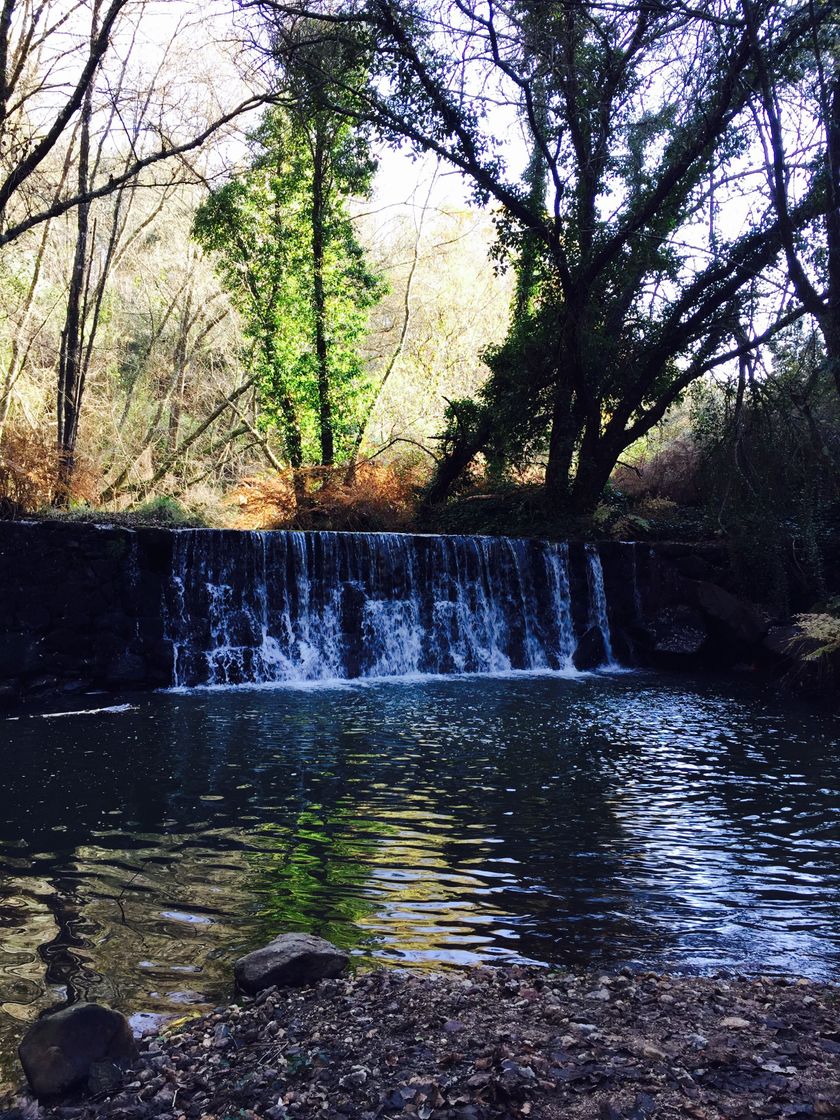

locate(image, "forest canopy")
[[0, 0, 836, 577]]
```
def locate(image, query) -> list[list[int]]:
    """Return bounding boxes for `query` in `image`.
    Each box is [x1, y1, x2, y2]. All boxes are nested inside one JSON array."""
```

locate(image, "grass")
[[32, 495, 209, 530]]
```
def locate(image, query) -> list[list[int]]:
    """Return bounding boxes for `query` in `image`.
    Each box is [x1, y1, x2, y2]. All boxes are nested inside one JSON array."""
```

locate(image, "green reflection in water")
[[0, 672, 838, 1087]]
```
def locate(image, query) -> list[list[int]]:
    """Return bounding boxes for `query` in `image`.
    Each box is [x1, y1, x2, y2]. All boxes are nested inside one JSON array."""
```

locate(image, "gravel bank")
[[5, 967, 840, 1120]]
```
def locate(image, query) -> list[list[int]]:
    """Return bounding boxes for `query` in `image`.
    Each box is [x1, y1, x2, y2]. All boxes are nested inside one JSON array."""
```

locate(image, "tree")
[[354, 191, 512, 469], [246, 0, 832, 511], [742, 0, 839, 397], [193, 95, 383, 470], [0, 1, 263, 248], [0, 0, 266, 497], [693, 322, 839, 609]]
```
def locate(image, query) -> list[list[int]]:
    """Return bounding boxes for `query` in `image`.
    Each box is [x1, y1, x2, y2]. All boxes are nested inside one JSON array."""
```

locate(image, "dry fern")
[[230, 460, 424, 532], [791, 613, 840, 662], [0, 424, 98, 514]]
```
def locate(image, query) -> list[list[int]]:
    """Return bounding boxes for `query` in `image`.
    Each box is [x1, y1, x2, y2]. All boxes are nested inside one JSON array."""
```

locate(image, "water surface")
[[1, 672, 838, 1080]]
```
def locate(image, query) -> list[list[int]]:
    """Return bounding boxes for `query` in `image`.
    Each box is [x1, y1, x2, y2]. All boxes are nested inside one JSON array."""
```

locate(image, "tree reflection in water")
[[1, 673, 839, 1084]]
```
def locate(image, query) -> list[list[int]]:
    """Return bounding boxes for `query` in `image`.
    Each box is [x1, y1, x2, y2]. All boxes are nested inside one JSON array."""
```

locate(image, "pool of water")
[[1, 671, 839, 1079]]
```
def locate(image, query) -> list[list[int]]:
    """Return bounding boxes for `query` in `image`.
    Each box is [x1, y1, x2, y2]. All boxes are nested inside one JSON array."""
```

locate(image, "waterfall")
[[164, 531, 613, 688], [585, 544, 615, 666], [625, 541, 643, 621]]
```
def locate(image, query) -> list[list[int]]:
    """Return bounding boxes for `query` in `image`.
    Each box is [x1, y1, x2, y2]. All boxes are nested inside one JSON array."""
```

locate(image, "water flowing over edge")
[[585, 544, 616, 667], [163, 531, 618, 689]]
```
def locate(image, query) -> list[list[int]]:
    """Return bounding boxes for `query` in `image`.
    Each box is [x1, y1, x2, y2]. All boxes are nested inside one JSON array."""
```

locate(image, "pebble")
[[10, 967, 837, 1120]]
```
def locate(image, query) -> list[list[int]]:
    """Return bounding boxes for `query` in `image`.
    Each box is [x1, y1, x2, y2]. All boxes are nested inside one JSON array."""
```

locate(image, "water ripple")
[[0, 672, 838, 1081]]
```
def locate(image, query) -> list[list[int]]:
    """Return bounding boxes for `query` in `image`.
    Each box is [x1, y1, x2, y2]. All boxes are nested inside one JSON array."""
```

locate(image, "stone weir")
[[0, 520, 770, 702]]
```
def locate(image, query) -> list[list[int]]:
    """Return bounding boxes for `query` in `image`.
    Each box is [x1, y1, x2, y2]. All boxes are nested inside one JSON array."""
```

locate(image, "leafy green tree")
[[249, 0, 831, 511], [193, 94, 383, 468]]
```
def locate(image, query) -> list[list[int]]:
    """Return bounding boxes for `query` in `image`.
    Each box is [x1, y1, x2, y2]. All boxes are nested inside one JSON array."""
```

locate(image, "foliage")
[[128, 496, 206, 527], [792, 613, 840, 662], [589, 491, 704, 541], [231, 460, 423, 531], [692, 327, 840, 610], [256, 0, 834, 511], [786, 609, 840, 695], [0, 0, 835, 551], [0, 424, 96, 515], [478, 302, 562, 475], [612, 438, 703, 506], [361, 205, 511, 453], [193, 93, 384, 467], [0, 426, 60, 515], [44, 494, 209, 528]]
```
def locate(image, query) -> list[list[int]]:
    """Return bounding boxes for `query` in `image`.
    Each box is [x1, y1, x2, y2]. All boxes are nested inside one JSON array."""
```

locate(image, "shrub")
[[612, 437, 702, 505], [591, 492, 701, 541], [128, 495, 205, 527], [786, 612, 840, 696], [41, 493, 209, 528], [792, 612, 840, 661], [0, 426, 59, 515], [231, 460, 423, 532], [0, 425, 96, 516]]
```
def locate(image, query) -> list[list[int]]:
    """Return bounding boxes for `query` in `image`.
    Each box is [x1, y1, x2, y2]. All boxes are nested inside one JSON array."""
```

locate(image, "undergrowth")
[[231, 461, 422, 531], [38, 495, 209, 529], [0, 424, 96, 516], [789, 601, 840, 680]]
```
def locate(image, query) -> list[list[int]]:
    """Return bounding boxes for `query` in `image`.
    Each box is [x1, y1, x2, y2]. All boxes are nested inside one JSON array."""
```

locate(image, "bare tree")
[[743, 0, 839, 395], [0, 0, 264, 250], [0, 0, 267, 492]]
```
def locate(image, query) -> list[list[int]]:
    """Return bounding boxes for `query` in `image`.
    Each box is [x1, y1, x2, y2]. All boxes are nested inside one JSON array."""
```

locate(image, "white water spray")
[[585, 544, 615, 666], [164, 532, 614, 687]]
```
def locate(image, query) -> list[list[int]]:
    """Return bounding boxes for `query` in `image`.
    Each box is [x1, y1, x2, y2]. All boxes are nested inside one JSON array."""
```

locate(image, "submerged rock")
[[649, 605, 708, 659], [18, 1003, 136, 1099], [234, 932, 349, 994]]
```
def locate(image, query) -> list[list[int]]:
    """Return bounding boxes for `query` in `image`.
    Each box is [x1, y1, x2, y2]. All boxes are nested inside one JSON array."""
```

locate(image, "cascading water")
[[624, 541, 643, 621], [164, 531, 615, 688], [585, 544, 615, 666]]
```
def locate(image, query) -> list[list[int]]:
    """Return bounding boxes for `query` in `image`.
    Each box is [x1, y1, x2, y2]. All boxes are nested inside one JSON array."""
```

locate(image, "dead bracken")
[[7, 966, 840, 1120]]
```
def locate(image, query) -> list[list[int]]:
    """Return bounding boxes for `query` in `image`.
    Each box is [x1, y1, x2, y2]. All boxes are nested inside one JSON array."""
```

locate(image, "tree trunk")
[[167, 287, 193, 455], [569, 427, 620, 512], [264, 329, 303, 470], [424, 412, 491, 506], [311, 124, 334, 467], [544, 373, 577, 509], [261, 326, 305, 506], [825, 70, 840, 397], [55, 75, 94, 503], [101, 374, 258, 503]]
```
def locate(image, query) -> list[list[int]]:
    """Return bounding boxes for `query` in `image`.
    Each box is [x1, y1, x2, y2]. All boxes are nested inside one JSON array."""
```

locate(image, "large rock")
[[691, 580, 769, 646], [234, 933, 349, 995], [18, 1003, 137, 1098], [670, 554, 725, 583]]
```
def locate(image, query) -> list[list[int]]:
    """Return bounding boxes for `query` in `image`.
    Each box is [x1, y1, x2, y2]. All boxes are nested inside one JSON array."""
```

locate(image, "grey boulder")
[[18, 1003, 137, 1098], [692, 579, 769, 646], [235, 932, 349, 994]]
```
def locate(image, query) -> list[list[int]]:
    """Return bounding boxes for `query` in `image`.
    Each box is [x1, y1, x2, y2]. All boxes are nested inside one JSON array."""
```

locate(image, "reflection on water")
[[0, 672, 839, 1079]]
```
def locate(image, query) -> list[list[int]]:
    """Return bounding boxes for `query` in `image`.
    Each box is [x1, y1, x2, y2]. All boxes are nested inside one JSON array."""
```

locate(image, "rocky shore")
[[3, 966, 839, 1120]]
